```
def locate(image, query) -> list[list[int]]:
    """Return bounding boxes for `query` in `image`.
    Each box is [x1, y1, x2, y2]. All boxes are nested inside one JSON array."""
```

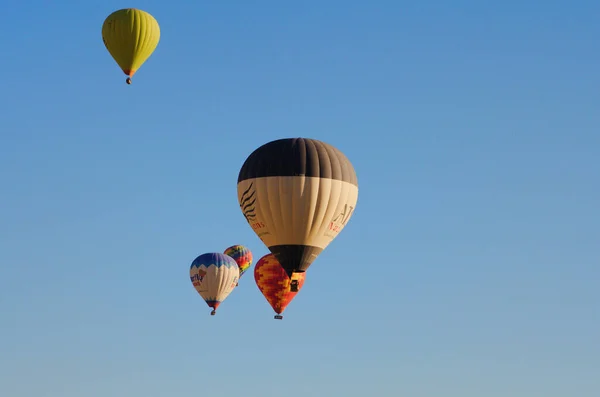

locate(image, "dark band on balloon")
[[238, 138, 358, 186], [268, 244, 324, 277]]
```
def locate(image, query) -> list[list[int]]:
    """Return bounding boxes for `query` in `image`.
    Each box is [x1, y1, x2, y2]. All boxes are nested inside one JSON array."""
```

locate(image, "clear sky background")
[[1, 1, 598, 396]]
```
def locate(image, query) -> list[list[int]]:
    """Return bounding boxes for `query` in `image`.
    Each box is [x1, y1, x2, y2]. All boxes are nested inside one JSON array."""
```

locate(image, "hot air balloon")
[[237, 138, 358, 288], [190, 253, 239, 316], [224, 245, 253, 286], [101, 8, 160, 84], [254, 253, 306, 319]]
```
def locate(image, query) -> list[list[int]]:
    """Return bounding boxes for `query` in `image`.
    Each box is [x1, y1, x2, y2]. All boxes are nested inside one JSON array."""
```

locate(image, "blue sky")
[[1, 1, 599, 396]]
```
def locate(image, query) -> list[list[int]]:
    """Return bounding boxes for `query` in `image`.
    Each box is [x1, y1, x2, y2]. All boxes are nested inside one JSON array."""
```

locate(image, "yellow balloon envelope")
[[101, 8, 160, 84]]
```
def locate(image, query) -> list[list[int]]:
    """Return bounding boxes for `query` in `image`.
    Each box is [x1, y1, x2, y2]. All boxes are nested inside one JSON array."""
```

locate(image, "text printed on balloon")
[[251, 221, 266, 230], [325, 205, 354, 236]]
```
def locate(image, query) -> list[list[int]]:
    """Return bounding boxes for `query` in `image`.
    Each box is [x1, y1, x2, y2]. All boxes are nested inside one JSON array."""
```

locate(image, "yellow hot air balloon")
[[101, 8, 160, 84]]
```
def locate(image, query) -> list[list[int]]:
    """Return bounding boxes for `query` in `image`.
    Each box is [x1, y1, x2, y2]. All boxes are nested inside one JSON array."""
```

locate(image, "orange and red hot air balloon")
[[254, 253, 305, 320]]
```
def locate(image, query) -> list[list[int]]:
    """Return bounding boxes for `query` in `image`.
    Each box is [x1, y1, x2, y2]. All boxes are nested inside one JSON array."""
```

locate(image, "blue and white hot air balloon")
[[190, 253, 240, 315]]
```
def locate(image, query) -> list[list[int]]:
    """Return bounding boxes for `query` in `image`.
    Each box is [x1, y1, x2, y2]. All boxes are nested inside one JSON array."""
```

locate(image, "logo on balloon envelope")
[[190, 269, 207, 287], [239, 182, 269, 235], [239, 182, 257, 222], [325, 204, 355, 238]]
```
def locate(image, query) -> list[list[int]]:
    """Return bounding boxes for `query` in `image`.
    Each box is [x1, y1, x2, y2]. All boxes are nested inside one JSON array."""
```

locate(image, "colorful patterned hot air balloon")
[[254, 253, 306, 319], [102, 8, 160, 84], [190, 253, 239, 316], [224, 245, 253, 285], [238, 138, 359, 279]]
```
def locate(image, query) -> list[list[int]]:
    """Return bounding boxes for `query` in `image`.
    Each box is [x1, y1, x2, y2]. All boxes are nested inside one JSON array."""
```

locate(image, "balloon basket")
[[210, 310, 216, 316], [290, 280, 299, 292], [274, 315, 283, 320]]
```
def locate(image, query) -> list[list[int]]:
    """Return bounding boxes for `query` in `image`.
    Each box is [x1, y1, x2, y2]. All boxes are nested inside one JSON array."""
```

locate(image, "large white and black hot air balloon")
[[237, 138, 358, 290]]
